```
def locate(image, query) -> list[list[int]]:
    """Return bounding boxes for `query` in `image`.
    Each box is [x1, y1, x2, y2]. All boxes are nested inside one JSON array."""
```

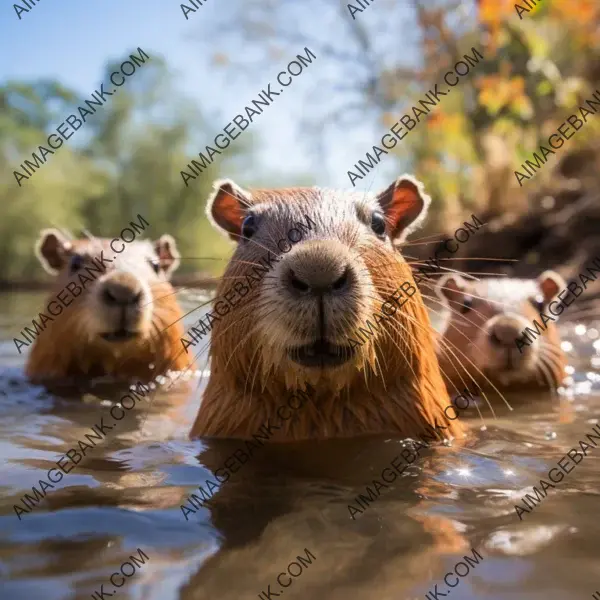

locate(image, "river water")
[[1, 289, 599, 600]]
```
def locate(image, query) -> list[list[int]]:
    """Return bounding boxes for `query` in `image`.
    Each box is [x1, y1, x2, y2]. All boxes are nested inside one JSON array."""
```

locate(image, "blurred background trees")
[[197, 0, 599, 230], [0, 56, 249, 285], [1, 0, 599, 286]]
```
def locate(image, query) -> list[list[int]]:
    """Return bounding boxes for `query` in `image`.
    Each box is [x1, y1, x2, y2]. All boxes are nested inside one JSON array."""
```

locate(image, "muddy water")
[[1, 290, 600, 600]]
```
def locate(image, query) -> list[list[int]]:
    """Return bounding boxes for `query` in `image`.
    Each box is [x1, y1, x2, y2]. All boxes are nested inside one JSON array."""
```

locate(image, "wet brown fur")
[[191, 184, 465, 442], [25, 238, 192, 383], [436, 277, 567, 393]]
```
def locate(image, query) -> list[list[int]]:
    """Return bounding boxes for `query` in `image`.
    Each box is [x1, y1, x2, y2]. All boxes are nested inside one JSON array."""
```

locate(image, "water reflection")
[[1, 293, 600, 599]]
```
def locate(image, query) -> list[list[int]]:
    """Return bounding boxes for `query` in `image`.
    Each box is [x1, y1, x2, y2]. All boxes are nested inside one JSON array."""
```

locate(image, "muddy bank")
[[412, 143, 600, 317]]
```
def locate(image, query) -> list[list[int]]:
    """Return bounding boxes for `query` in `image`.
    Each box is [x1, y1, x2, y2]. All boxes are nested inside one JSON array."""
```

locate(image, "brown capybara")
[[434, 272, 567, 393], [23, 229, 193, 383], [190, 176, 465, 442]]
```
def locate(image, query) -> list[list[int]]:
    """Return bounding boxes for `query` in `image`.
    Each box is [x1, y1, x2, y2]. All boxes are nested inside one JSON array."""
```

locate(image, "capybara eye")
[[371, 211, 386, 237], [529, 294, 545, 313], [69, 255, 84, 273], [461, 296, 473, 314], [241, 214, 257, 240], [149, 259, 160, 274]]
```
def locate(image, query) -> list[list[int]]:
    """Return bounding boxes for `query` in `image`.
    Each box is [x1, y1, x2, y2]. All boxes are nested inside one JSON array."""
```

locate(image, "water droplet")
[[576, 381, 593, 395], [541, 195, 555, 210], [545, 431, 557, 440]]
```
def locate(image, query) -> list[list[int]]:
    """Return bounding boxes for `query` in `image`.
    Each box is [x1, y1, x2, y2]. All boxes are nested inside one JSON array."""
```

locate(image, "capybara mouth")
[[492, 348, 530, 374], [288, 339, 356, 368], [100, 330, 139, 343]]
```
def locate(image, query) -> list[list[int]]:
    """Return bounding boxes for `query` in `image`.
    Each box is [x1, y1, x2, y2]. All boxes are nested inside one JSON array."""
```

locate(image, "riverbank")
[[0, 271, 219, 292]]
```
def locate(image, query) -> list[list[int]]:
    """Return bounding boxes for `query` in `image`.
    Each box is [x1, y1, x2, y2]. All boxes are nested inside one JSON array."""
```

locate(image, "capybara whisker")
[[435, 272, 567, 397], [192, 176, 467, 442]]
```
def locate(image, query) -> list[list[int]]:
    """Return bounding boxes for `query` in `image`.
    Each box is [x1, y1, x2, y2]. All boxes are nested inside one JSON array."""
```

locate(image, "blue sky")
[[2, 0, 395, 191]]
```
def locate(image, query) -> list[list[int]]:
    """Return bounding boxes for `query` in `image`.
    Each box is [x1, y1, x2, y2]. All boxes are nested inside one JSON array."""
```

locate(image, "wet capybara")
[[23, 229, 193, 383], [191, 176, 465, 442]]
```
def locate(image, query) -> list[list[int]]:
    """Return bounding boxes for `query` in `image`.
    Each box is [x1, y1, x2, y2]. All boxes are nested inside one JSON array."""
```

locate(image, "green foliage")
[[0, 52, 247, 283], [200, 0, 599, 231]]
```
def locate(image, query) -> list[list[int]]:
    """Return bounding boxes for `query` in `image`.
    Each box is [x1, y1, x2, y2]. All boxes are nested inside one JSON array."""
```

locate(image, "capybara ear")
[[154, 234, 181, 277], [435, 273, 469, 305], [35, 229, 72, 275], [538, 270, 565, 303], [206, 179, 254, 242], [375, 174, 432, 243]]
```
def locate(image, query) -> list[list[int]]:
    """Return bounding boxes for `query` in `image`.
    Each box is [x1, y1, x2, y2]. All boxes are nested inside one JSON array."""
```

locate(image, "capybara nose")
[[287, 265, 350, 295], [489, 317, 523, 347], [101, 280, 142, 307], [282, 242, 354, 297]]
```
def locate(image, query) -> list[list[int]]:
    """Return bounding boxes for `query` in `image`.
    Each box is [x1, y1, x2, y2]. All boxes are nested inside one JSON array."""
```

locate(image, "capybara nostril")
[[489, 318, 523, 347], [332, 266, 350, 291], [101, 281, 142, 307], [282, 240, 356, 298], [102, 287, 117, 306], [489, 331, 502, 347], [284, 261, 353, 296], [288, 269, 311, 293]]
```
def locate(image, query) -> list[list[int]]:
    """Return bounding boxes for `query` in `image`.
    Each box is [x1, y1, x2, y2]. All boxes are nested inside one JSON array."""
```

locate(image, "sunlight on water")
[[1, 292, 600, 599]]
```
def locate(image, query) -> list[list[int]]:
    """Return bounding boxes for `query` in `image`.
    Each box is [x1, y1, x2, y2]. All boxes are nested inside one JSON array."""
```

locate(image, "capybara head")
[[25, 229, 191, 381], [435, 272, 567, 390], [193, 177, 463, 441]]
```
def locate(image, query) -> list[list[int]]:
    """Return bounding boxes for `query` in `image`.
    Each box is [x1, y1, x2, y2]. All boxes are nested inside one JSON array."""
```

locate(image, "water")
[[1, 290, 600, 600]]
